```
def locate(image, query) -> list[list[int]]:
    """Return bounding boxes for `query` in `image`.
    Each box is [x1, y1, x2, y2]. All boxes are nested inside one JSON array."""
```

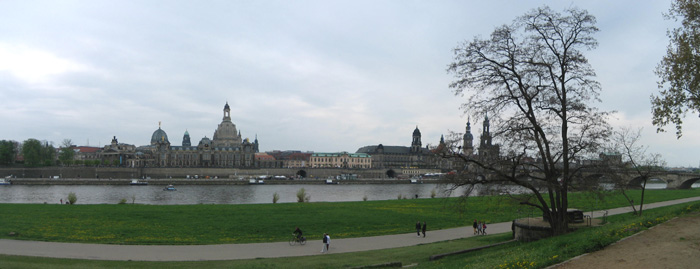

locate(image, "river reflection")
[[0, 184, 471, 205], [2, 182, 696, 205]]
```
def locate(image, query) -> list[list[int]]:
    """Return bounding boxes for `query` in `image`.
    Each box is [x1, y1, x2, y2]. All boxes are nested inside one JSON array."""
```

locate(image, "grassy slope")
[[1, 202, 698, 268], [1, 189, 698, 245]]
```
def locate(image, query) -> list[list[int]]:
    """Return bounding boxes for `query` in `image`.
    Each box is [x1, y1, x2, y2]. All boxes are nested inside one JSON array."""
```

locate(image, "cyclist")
[[293, 227, 303, 240]]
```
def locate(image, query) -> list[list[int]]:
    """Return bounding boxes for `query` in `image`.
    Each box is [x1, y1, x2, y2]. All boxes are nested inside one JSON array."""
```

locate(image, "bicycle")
[[289, 234, 306, 245]]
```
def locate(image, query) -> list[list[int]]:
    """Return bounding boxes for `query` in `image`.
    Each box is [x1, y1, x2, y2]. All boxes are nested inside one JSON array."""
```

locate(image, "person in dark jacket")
[[416, 221, 421, 237], [421, 222, 427, 237]]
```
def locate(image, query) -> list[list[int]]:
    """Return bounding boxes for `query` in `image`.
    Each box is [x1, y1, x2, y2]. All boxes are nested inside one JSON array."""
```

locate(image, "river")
[[1, 181, 695, 205], [0, 183, 470, 205]]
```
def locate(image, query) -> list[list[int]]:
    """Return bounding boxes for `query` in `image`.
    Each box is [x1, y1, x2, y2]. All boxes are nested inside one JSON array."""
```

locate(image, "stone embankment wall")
[[0, 167, 438, 185], [1, 167, 420, 182], [8, 178, 430, 185]]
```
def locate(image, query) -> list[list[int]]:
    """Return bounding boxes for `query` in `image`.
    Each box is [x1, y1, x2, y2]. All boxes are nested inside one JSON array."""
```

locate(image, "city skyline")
[[2, 0, 698, 167]]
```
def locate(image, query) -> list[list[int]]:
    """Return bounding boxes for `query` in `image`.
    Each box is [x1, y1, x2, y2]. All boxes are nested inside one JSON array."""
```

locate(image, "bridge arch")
[[678, 177, 700, 189], [627, 177, 669, 189]]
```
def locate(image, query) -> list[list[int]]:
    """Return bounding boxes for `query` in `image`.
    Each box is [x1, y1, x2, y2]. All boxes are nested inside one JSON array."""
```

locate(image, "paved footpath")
[[2, 196, 699, 261]]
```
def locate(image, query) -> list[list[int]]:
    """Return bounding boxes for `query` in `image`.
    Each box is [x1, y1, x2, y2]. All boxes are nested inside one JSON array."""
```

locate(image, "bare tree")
[[605, 128, 666, 216], [446, 6, 611, 235], [58, 139, 75, 166]]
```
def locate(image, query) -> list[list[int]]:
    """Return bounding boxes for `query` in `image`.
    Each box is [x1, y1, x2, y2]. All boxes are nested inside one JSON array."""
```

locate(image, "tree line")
[[0, 138, 92, 167]]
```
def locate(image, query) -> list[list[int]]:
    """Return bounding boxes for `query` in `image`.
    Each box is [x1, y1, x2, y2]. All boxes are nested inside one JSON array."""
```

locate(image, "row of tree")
[[0, 139, 77, 167]]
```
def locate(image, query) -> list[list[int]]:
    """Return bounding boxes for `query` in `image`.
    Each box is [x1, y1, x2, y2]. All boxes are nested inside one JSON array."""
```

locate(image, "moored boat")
[[130, 179, 148, 186], [163, 184, 177, 191]]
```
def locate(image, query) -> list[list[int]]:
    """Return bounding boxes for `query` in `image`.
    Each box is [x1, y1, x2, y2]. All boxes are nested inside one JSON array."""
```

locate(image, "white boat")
[[130, 179, 148, 185], [0, 178, 10, 185], [163, 184, 177, 191]]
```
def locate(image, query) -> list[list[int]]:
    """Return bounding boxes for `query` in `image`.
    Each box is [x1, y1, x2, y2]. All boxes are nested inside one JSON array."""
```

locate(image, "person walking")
[[472, 219, 478, 235], [415, 221, 421, 237], [477, 221, 483, 235], [482, 222, 487, 235], [325, 233, 331, 252], [421, 221, 426, 238], [321, 233, 328, 253]]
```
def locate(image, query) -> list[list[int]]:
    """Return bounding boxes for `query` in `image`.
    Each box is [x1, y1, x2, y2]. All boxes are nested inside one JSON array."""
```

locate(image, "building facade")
[[309, 152, 372, 168], [146, 102, 259, 168], [356, 126, 436, 169]]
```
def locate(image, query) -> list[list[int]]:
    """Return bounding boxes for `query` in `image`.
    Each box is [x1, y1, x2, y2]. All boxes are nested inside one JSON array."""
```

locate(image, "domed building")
[[151, 124, 170, 146], [145, 103, 259, 168]]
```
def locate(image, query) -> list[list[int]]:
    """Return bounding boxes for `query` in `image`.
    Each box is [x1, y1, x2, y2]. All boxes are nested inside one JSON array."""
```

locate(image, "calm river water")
[[0, 182, 693, 205], [0, 184, 471, 205]]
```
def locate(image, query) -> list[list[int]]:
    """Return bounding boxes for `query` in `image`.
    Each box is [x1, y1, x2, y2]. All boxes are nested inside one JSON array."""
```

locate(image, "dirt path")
[[554, 212, 700, 269]]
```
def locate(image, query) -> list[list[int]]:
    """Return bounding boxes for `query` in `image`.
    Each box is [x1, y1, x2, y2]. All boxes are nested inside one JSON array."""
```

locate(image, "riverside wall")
[[0, 167, 432, 184]]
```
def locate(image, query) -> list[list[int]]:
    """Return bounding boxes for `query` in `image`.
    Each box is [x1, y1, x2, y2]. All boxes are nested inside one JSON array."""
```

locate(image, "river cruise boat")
[[130, 179, 148, 186], [163, 184, 177, 191]]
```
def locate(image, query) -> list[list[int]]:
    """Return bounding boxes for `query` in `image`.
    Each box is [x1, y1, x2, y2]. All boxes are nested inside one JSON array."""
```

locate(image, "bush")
[[118, 198, 127, 204], [431, 189, 437, 198], [296, 188, 310, 203], [67, 192, 77, 205], [273, 192, 280, 204], [363, 195, 368, 201]]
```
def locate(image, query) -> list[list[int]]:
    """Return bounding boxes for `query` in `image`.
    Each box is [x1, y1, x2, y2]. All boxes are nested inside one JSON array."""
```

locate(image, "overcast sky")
[[2, 0, 698, 167]]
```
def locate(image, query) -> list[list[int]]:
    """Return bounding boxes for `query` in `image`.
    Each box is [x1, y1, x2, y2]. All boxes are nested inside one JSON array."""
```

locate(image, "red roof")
[[74, 146, 101, 153]]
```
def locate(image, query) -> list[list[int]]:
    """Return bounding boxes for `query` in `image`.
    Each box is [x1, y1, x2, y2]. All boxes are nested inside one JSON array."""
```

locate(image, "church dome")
[[413, 126, 421, 136], [199, 136, 211, 145], [151, 127, 169, 145]]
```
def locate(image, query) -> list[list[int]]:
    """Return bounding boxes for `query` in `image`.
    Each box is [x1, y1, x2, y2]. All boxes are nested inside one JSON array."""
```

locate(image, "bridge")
[[581, 171, 700, 189]]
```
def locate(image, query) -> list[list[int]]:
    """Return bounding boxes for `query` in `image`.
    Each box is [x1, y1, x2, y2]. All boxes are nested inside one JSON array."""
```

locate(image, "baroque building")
[[310, 152, 372, 168], [461, 115, 500, 162], [147, 102, 259, 168], [356, 126, 434, 169]]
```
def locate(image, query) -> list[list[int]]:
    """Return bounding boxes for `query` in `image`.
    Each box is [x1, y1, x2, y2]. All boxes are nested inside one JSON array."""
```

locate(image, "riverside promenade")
[[2, 197, 700, 261]]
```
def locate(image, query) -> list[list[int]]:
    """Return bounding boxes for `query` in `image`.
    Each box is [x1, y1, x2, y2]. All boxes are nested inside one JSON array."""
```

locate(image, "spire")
[[223, 102, 231, 121]]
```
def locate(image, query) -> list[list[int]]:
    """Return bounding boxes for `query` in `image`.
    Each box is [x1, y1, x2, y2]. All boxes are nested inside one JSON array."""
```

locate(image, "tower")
[[182, 130, 191, 147], [463, 118, 474, 155], [254, 134, 259, 153], [478, 113, 499, 161], [411, 126, 422, 153], [480, 113, 492, 147], [223, 102, 231, 121]]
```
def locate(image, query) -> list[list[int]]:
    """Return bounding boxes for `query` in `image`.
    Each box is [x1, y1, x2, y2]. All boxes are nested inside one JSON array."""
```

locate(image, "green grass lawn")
[[2, 201, 699, 268], [1, 189, 699, 245]]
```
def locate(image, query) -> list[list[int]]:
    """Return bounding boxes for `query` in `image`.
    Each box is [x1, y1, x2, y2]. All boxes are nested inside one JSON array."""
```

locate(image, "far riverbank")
[[5, 177, 441, 185]]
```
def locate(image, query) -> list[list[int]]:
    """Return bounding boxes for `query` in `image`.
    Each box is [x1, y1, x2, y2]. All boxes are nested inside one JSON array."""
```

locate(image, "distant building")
[[310, 152, 372, 168], [460, 115, 500, 163], [255, 152, 279, 168], [356, 126, 434, 169], [72, 146, 101, 162], [268, 151, 312, 168], [139, 102, 259, 168], [101, 136, 136, 166]]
